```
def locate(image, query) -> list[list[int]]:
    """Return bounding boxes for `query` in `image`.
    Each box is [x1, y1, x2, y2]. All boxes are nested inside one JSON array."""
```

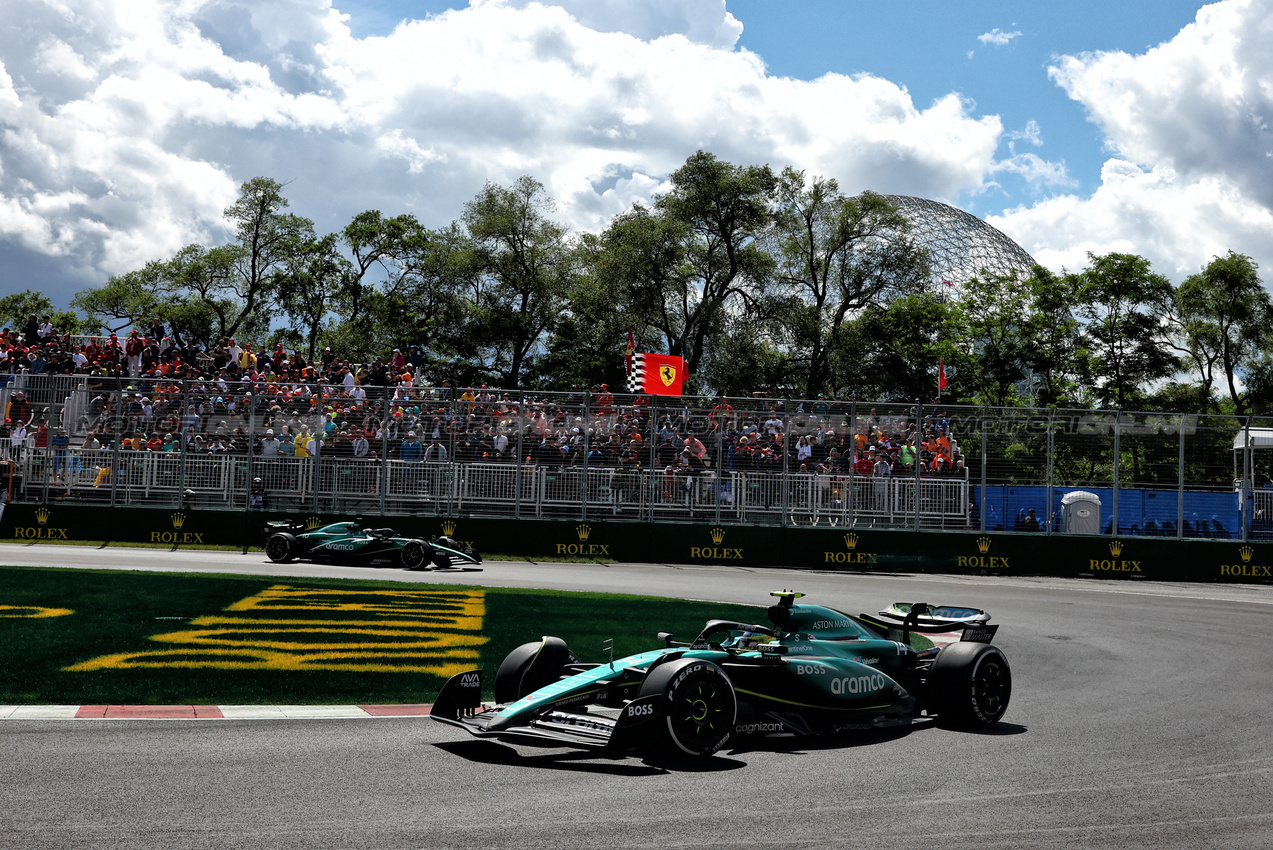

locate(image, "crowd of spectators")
[[0, 315, 418, 385], [0, 318, 970, 501]]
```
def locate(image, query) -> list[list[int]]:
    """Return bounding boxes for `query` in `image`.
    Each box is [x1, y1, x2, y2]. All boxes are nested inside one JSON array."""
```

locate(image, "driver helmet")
[[731, 631, 769, 651]]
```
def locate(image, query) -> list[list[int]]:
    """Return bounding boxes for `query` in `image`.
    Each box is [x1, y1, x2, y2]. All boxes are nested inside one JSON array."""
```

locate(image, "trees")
[[73, 177, 313, 348], [947, 265, 1087, 408], [220, 177, 315, 341], [1, 289, 95, 337], [1019, 266, 1085, 407], [770, 172, 929, 396], [596, 152, 777, 388], [275, 233, 350, 361], [71, 246, 238, 346], [49, 162, 1273, 416], [1073, 253, 1179, 409], [1171, 252, 1269, 414], [948, 271, 1032, 407], [833, 293, 960, 402], [459, 176, 574, 388], [340, 210, 423, 329]]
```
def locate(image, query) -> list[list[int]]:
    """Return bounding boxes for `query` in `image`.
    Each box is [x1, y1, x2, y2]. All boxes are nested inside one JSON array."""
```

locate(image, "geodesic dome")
[[881, 195, 1037, 289]]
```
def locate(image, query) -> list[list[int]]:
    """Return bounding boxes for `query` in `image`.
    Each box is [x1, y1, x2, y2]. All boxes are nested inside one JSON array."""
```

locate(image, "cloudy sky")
[[2, 0, 1272, 307]]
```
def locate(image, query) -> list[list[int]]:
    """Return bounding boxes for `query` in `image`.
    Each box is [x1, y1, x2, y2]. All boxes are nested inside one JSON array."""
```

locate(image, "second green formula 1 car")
[[263, 520, 482, 571], [432, 591, 1010, 759]]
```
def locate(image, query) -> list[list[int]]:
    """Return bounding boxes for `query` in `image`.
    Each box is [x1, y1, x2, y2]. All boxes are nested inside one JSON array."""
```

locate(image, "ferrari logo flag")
[[626, 352, 684, 396]]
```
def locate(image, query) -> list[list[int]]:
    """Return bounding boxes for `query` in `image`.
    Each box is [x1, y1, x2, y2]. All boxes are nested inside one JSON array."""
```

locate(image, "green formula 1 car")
[[263, 520, 482, 571], [432, 591, 1010, 758]]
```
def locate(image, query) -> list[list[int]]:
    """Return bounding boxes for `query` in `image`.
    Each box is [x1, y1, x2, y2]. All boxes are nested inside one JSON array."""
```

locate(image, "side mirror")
[[657, 631, 674, 645]]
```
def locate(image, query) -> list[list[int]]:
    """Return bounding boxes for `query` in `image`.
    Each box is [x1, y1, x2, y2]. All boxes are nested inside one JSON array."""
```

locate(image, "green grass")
[[0, 566, 762, 705]]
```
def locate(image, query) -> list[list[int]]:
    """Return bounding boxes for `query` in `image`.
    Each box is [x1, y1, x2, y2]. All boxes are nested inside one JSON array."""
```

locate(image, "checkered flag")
[[626, 353, 648, 394]]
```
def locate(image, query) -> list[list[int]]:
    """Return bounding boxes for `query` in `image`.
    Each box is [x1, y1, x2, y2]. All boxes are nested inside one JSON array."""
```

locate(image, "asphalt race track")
[[2, 544, 1272, 850]]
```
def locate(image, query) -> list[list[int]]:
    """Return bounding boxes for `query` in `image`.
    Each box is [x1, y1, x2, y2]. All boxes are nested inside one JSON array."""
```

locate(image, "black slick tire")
[[265, 533, 297, 563], [494, 637, 578, 704], [400, 541, 428, 570], [928, 641, 1012, 728], [637, 658, 736, 758]]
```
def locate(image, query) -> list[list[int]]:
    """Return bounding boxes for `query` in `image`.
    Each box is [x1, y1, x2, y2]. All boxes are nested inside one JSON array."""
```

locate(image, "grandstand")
[[2, 373, 1270, 541]]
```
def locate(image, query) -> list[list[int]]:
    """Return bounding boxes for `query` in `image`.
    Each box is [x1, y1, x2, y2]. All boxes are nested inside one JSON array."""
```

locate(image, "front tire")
[[400, 541, 428, 570], [494, 637, 579, 704], [637, 658, 736, 757], [927, 642, 1011, 727], [265, 533, 297, 563]]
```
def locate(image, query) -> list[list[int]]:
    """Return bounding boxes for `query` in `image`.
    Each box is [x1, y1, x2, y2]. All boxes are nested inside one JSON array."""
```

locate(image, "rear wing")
[[858, 602, 998, 645], [263, 519, 307, 536]]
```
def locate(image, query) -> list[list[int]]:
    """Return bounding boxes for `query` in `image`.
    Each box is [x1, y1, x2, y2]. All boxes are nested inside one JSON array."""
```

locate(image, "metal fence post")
[[1241, 417, 1252, 541], [176, 377, 190, 509], [913, 400, 923, 531], [109, 377, 121, 508], [1045, 408, 1054, 534], [1177, 415, 1186, 539], [246, 379, 256, 511], [582, 391, 591, 520], [312, 383, 322, 514], [781, 405, 790, 526], [378, 385, 388, 517], [980, 415, 988, 533], [713, 400, 723, 525], [1112, 411, 1121, 535], [514, 390, 524, 521], [846, 398, 856, 528]]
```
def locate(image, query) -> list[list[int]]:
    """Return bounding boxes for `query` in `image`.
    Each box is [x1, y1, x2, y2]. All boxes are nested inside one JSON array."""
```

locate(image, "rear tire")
[[265, 533, 296, 563], [928, 642, 1011, 727], [494, 637, 579, 704], [637, 658, 736, 757], [400, 541, 428, 570]]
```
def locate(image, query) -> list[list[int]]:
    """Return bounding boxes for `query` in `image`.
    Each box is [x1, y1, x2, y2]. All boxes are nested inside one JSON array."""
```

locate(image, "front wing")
[[430, 669, 660, 751]]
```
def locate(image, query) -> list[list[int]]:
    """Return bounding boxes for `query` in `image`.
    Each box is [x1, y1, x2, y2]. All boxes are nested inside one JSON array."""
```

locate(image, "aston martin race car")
[[432, 591, 1009, 758], [263, 520, 482, 571]]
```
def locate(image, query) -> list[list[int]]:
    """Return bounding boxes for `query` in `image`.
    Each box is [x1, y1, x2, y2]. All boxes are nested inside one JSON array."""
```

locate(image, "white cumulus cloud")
[[991, 159, 1273, 280], [996, 0, 1273, 281], [488, 0, 744, 48], [0, 0, 1059, 303]]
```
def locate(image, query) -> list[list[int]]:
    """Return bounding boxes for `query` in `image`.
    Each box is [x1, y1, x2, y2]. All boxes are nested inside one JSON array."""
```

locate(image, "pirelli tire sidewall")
[[927, 641, 1012, 728], [638, 658, 737, 757]]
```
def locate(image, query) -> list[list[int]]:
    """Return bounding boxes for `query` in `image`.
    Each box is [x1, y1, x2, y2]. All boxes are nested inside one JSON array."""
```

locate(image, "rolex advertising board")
[[0, 503, 1269, 583]]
